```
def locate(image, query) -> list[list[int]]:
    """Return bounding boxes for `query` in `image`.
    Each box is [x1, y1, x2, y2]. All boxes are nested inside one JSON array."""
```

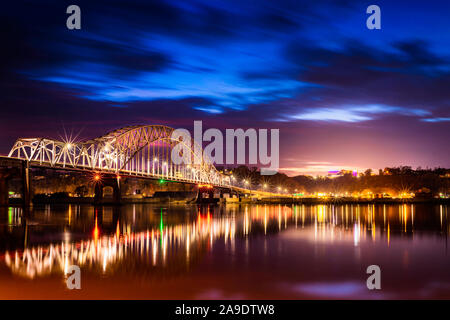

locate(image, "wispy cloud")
[[193, 106, 224, 114], [289, 104, 430, 122], [421, 117, 450, 122], [291, 108, 372, 122]]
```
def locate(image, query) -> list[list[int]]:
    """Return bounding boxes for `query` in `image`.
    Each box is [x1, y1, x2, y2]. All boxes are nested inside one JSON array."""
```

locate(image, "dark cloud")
[[283, 38, 450, 117], [393, 40, 446, 66], [0, 0, 449, 171]]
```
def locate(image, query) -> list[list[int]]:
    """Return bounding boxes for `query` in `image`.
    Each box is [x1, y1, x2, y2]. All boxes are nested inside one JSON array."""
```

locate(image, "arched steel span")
[[8, 125, 231, 186]]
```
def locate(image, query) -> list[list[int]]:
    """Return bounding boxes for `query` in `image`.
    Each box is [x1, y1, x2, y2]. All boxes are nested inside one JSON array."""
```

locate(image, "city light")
[[1, 0, 449, 304]]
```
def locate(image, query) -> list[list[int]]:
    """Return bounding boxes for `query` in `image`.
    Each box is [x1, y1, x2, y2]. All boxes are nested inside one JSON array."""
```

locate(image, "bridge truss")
[[8, 125, 231, 186]]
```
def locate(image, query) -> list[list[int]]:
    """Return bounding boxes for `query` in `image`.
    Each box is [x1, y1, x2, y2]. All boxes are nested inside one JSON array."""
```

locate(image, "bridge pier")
[[114, 176, 121, 204], [94, 183, 103, 204], [0, 174, 8, 206], [196, 186, 216, 203], [93, 175, 122, 205], [0, 166, 22, 206], [21, 161, 32, 207]]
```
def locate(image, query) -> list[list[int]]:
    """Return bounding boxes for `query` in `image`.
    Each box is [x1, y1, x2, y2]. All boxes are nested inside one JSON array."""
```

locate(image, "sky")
[[0, 0, 449, 176]]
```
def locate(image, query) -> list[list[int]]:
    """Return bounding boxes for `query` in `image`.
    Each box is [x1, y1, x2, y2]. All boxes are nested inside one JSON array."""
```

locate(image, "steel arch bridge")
[[8, 125, 231, 187]]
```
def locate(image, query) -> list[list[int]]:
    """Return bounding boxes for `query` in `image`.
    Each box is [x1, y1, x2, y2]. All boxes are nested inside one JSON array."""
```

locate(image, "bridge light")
[[159, 179, 165, 184], [163, 161, 167, 166], [263, 184, 267, 189], [94, 174, 101, 181], [66, 143, 72, 150], [154, 157, 158, 162]]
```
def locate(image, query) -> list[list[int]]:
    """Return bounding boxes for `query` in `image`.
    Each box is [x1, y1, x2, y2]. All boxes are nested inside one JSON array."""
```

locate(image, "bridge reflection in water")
[[0, 204, 448, 281]]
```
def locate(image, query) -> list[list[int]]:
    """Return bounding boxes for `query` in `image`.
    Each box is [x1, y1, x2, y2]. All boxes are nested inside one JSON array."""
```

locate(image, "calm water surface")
[[0, 203, 449, 299]]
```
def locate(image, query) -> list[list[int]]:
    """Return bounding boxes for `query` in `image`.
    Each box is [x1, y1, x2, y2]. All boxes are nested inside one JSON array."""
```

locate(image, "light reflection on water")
[[0, 203, 449, 299]]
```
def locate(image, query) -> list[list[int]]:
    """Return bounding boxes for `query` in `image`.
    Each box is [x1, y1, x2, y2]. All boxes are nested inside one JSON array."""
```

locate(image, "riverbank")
[[251, 197, 450, 205], [4, 196, 449, 206]]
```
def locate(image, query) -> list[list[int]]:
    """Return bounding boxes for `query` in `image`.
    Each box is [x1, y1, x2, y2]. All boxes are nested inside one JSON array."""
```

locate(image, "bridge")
[[0, 124, 287, 205]]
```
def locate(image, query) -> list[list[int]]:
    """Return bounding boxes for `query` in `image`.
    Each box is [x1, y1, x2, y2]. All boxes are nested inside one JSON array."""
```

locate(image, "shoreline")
[[3, 197, 449, 206]]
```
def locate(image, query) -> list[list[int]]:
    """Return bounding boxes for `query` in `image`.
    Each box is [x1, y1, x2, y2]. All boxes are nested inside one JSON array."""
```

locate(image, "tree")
[[74, 185, 88, 197]]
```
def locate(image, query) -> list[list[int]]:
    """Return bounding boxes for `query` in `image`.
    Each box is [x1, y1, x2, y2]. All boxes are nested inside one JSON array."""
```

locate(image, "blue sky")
[[1, 0, 449, 174]]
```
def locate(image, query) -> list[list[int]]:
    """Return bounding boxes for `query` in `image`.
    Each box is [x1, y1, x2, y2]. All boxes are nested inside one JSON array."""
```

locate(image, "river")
[[0, 203, 449, 299]]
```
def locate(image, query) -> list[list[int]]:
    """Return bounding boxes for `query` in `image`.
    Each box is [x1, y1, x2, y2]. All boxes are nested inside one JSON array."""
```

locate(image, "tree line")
[[229, 166, 450, 195]]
